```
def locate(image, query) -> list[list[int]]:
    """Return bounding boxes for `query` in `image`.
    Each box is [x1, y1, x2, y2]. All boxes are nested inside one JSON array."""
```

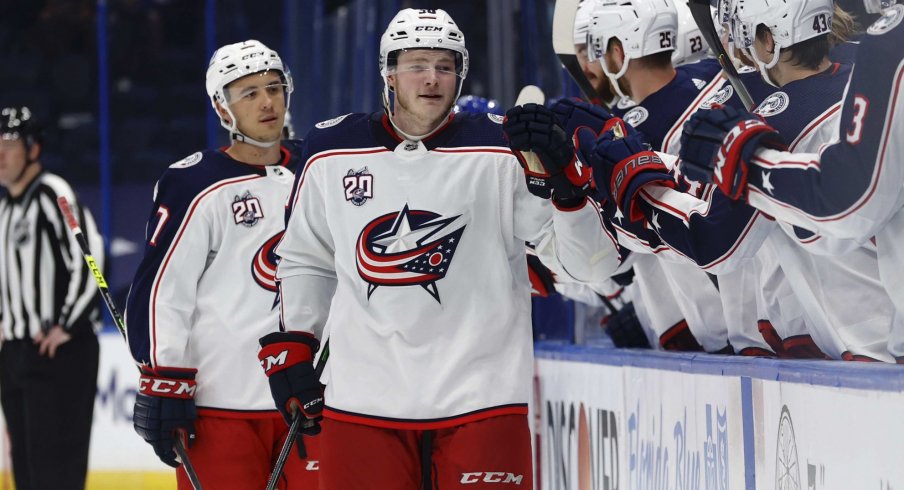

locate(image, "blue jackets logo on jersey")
[[868, 5, 904, 34], [702, 85, 734, 109], [754, 92, 790, 117], [356, 204, 467, 303], [252, 231, 283, 293], [233, 191, 264, 227], [343, 167, 374, 206], [623, 106, 649, 127]]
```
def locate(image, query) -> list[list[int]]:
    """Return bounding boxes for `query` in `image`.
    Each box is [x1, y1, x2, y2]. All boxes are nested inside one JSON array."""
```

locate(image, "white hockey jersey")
[[276, 112, 619, 429], [126, 147, 300, 415]]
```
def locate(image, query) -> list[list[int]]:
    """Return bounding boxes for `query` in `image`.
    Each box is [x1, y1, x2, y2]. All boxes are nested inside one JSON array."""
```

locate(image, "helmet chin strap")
[[381, 75, 462, 141], [749, 46, 782, 88], [600, 55, 631, 99], [221, 105, 279, 148]]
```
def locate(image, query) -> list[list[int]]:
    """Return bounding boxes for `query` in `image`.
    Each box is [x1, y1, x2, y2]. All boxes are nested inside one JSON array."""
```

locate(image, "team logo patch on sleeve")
[[343, 167, 374, 206], [170, 152, 203, 168], [623, 106, 649, 127], [356, 204, 468, 303], [868, 4, 904, 34], [315, 113, 351, 129], [701, 85, 734, 109], [233, 191, 264, 227], [753, 92, 790, 117]]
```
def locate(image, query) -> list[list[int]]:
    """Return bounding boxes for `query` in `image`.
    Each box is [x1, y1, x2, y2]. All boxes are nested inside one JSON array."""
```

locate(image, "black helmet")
[[1, 107, 43, 149]]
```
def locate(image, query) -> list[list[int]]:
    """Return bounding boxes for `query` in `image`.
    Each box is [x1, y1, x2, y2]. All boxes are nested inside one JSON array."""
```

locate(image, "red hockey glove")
[[503, 103, 595, 207], [574, 118, 676, 221], [679, 104, 786, 200], [133, 367, 197, 468], [258, 331, 324, 436]]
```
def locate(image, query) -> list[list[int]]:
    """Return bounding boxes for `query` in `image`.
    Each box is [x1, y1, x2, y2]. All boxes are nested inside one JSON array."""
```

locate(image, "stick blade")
[[515, 85, 546, 106]]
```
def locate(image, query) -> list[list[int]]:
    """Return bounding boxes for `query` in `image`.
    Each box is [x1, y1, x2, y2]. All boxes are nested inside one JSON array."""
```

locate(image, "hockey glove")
[[527, 250, 557, 298], [603, 302, 652, 348], [133, 367, 198, 468], [503, 103, 594, 207], [259, 332, 324, 435], [679, 105, 786, 200], [574, 118, 676, 221], [549, 97, 613, 136]]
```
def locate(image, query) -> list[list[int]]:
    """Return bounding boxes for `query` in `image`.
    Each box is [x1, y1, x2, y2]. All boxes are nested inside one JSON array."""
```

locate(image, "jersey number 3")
[[845, 95, 869, 145]]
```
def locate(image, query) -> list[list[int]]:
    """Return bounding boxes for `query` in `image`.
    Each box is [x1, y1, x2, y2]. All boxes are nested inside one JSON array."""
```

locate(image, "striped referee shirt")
[[0, 171, 103, 341]]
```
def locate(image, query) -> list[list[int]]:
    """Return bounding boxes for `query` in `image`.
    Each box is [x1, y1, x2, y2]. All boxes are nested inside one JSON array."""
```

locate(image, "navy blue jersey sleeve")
[[741, 17, 904, 241]]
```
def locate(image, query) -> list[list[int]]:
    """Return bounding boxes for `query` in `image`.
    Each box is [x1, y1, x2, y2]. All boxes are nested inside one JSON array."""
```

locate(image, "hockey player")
[[573, 0, 737, 353], [266, 8, 619, 489], [125, 40, 318, 488], [574, 0, 620, 107], [678, 0, 904, 361], [596, 0, 895, 360]]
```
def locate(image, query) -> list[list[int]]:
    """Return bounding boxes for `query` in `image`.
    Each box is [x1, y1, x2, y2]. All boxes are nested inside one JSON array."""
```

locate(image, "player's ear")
[[214, 101, 232, 125], [387, 74, 397, 93]]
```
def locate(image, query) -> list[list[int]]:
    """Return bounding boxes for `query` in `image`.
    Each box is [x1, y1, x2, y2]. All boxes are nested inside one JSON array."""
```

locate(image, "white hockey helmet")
[[587, 0, 679, 84], [731, 0, 834, 74], [573, 0, 597, 45], [205, 39, 294, 147], [379, 8, 469, 116], [673, 0, 711, 65]]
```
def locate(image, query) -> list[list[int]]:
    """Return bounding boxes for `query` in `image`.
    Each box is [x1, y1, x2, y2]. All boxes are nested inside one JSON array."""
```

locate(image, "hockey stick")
[[685, 0, 756, 111], [552, 0, 602, 104], [57, 197, 203, 490], [265, 340, 330, 490]]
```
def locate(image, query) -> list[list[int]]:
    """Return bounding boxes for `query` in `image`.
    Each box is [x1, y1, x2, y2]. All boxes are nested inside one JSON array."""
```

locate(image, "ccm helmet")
[[379, 9, 469, 117], [205, 40, 294, 147]]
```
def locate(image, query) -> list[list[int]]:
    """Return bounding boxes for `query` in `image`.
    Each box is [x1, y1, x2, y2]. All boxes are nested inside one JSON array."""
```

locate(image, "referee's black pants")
[[0, 329, 99, 490]]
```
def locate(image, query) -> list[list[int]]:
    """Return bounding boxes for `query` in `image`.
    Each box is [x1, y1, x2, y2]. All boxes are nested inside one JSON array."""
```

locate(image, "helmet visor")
[[225, 81, 291, 106], [386, 49, 465, 79]]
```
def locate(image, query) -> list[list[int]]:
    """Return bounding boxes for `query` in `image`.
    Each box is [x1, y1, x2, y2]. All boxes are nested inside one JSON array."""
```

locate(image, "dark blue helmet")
[[454, 95, 503, 116]]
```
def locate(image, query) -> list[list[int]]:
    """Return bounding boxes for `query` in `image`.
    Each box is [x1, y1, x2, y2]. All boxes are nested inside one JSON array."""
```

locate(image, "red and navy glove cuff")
[[258, 331, 317, 377], [138, 366, 198, 399], [610, 151, 676, 221]]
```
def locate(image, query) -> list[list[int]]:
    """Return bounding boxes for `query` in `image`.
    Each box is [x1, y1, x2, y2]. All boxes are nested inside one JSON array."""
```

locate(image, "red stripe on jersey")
[[662, 74, 727, 152], [432, 147, 515, 156], [788, 103, 841, 152], [323, 404, 528, 430]]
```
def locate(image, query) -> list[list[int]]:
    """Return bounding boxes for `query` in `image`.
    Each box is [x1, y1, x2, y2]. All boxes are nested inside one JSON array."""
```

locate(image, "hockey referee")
[[0, 106, 103, 489]]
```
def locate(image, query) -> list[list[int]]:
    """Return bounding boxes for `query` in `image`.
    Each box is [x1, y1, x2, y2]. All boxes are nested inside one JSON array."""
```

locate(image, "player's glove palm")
[[549, 97, 613, 136], [133, 367, 197, 468], [503, 103, 594, 206], [574, 118, 676, 221], [679, 105, 786, 200], [258, 332, 324, 433]]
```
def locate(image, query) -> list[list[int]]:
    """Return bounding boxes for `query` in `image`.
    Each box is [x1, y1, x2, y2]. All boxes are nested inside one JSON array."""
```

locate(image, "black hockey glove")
[[133, 367, 198, 468], [679, 104, 786, 200], [259, 332, 324, 434], [574, 118, 676, 221], [603, 302, 651, 348], [503, 103, 595, 207], [549, 97, 613, 136]]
